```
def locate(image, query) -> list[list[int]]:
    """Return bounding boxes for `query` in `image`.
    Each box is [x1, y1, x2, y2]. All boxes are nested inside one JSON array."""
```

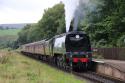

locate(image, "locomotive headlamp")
[[76, 35, 80, 39]]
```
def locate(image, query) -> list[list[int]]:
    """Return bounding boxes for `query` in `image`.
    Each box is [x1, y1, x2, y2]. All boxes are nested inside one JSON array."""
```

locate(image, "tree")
[[37, 3, 65, 39], [82, 0, 125, 47], [17, 24, 31, 45], [17, 3, 65, 45]]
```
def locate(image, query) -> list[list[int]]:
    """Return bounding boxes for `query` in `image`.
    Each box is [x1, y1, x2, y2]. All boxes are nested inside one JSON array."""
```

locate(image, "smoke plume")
[[62, 0, 102, 32], [62, 0, 78, 32]]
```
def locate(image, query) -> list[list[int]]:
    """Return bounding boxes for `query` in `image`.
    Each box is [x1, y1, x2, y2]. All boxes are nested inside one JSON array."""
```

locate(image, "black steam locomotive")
[[21, 31, 92, 70]]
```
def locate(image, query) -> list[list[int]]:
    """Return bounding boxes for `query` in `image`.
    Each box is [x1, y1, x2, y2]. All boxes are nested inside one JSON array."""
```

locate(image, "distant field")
[[0, 51, 85, 83], [0, 29, 21, 36], [0, 35, 17, 43], [0, 29, 21, 47]]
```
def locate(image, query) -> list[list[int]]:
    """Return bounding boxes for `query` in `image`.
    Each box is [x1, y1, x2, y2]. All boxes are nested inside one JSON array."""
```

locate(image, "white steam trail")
[[73, 0, 90, 31], [62, 0, 99, 32], [62, 0, 78, 32]]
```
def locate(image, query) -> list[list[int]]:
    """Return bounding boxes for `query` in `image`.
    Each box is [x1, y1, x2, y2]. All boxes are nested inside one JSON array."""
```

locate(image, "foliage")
[[18, 24, 32, 44], [82, 0, 125, 47], [117, 35, 125, 47], [38, 3, 65, 39]]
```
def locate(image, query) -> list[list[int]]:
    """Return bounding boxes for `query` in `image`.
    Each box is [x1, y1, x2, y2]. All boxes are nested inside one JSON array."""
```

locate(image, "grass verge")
[[0, 50, 86, 83]]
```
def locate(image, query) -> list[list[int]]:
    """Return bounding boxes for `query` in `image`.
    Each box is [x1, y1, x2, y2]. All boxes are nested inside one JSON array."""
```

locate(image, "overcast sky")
[[0, 0, 61, 24]]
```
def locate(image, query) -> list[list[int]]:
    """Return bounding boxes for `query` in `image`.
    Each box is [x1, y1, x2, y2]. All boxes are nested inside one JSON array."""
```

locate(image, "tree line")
[[13, 0, 125, 49], [0, 26, 17, 30], [83, 0, 125, 47]]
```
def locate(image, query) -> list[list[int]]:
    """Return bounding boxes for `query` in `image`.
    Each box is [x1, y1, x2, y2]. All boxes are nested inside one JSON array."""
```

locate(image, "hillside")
[[0, 23, 33, 29]]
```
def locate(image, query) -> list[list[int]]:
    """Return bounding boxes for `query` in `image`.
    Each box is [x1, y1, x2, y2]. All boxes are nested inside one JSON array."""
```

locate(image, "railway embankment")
[[0, 50, 86, 83]]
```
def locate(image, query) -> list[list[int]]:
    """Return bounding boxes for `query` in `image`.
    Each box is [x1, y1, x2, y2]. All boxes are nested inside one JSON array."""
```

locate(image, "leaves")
[[83, 0, 125, 47]]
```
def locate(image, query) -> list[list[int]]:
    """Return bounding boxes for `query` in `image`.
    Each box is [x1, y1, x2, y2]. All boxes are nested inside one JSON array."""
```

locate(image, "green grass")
[[0, 51, 86, 83], [0, 29, 21, 48], [0, 29, 21, 36]]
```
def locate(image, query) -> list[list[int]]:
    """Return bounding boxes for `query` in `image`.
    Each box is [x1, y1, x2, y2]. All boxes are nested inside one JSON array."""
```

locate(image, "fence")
[[93, 48, 125, 60]]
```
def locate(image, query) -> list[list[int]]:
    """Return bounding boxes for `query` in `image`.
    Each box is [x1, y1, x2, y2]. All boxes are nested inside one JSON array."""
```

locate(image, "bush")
[[117, 35, 125, 47]]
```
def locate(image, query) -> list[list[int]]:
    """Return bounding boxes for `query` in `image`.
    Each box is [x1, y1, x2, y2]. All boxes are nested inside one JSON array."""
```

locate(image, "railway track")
[[21, 53, 125, 83], [48, 61, 125, 83], [60, 66, 125, 83], [73, 71, 125, 83]]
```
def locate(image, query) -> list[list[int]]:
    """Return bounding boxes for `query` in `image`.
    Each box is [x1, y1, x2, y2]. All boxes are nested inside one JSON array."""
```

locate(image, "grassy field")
[[0, 50, 86, 83], [0, 35, 18, 41], [0, 29, 21, 48], [0, 29, 21, 36]]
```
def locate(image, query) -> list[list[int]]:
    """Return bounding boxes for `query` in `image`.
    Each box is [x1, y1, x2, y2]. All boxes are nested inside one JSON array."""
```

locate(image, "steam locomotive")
[[21, 31, 92, 70]]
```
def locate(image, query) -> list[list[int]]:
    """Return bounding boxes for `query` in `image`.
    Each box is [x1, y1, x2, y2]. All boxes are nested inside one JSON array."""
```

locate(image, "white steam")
[[62, 0, 78, 32], [62, 0, 100, 32], [73, 0, 89, 31]]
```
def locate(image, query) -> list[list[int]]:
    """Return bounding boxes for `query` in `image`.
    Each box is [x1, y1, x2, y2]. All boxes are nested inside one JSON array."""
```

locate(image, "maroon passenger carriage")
[[21, 31, 92, 70]]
